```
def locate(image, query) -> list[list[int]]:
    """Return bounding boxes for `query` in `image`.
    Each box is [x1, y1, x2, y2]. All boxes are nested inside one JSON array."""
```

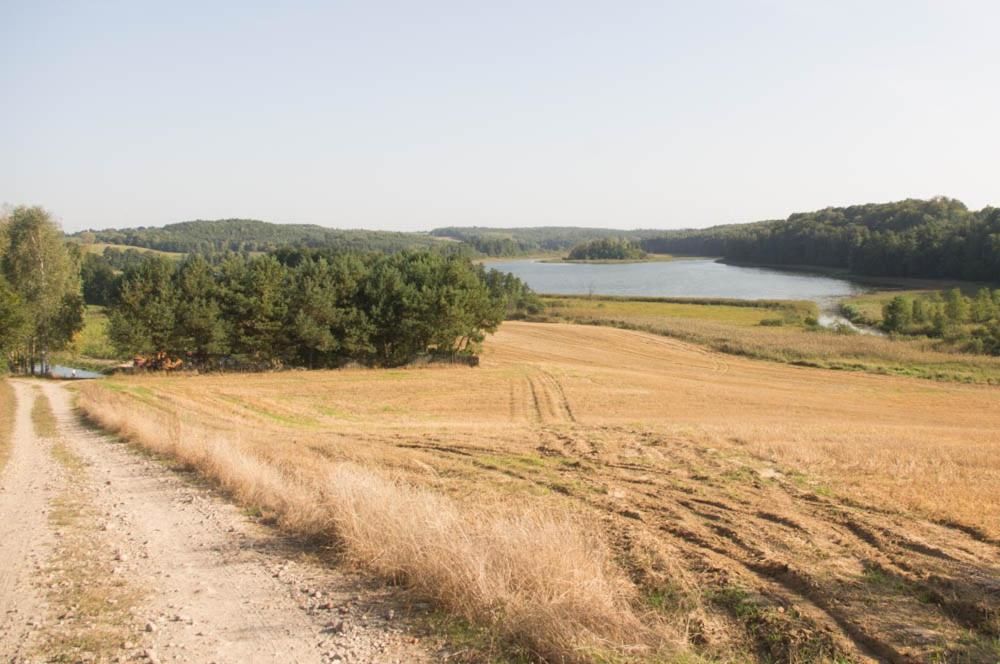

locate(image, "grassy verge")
[[76, 384, 649, 662], [31, 387, 59, 438], [26, 385, 144, 662], [0, 379, 13, 471], [38, 437, 144, 662], [537, 295, 1000, 384]]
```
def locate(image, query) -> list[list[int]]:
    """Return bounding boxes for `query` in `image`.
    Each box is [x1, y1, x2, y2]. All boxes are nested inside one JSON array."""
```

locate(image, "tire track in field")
[[591, 444, 1000, 662], [526, 371, 576, 423], [636, 333, 730, 375], [444, 420, 1000, 662]]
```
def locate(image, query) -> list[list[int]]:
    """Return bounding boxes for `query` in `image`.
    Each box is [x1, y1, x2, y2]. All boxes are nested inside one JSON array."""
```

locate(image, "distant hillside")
[[642, 198, 1000, 281], [74, 197, 1000, 281], [429, 226, 662, 256], [74, 219, 451, 254]]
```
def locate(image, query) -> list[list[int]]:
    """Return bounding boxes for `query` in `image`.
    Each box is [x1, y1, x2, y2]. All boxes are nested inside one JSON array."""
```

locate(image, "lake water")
[[488, 258, 866, 303], [33, 364, 104, 379]]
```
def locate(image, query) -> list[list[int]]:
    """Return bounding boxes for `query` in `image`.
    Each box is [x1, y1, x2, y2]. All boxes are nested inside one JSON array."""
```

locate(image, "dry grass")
[[78, 322, 1000, 662], [76, 386, 648, 662], [0, 379, 13, 471]]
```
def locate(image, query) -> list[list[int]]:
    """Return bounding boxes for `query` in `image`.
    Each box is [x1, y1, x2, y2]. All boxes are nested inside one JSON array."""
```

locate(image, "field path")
[[0, 380, 433, 663]]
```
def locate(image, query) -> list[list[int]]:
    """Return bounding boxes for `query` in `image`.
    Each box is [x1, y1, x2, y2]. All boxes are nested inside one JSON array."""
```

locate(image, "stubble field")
[[78, 321, 1000, 662]]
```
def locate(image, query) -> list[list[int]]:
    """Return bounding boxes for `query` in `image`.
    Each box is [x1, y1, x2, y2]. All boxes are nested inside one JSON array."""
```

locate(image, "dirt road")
[[0, 379, 433, 663]]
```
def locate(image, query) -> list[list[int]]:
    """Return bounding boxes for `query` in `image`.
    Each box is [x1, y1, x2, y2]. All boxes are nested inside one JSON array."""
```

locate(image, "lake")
[[488, 258, 866, 303], [32, 364, 104, 379]]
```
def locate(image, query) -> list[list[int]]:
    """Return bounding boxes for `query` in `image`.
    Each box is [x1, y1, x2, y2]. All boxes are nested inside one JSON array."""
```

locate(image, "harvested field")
[[541, 294, 1000, 384], [79, 322, 1000, 662]]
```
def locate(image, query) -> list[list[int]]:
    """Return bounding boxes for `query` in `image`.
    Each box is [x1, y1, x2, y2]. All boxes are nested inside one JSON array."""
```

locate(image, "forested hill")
[[75, 219, 451, 254], [75, 197, 1000, 281], [642, 198, 1000, 282]]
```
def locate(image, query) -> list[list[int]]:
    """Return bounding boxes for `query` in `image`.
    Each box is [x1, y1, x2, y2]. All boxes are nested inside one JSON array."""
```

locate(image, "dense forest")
[[642, 198, 1000, 282], [79, 220, 655, 259], [567, 238, 647, 261], [75, 219, 456, 254]]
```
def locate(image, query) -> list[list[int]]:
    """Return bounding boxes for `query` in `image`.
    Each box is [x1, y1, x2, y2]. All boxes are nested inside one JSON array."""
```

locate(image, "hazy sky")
[[3, 1, 998, 233]]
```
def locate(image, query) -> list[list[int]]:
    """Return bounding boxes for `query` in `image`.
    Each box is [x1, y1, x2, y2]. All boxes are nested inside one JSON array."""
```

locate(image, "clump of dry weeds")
[[77, 385, 651, 662]]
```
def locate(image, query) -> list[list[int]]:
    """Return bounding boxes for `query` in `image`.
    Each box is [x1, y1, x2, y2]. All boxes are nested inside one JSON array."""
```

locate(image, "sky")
[[2, 1, 998, 233]]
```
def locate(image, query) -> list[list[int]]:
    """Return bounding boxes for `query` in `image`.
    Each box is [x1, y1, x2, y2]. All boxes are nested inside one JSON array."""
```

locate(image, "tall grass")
[[77, 385, 647, 661]]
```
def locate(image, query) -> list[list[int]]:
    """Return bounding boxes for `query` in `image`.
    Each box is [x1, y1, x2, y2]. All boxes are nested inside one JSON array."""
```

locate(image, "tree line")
[[567, 238, 647, 261], [2, 206, 541, 373], [70, 198, 1000, 281], [868, 288, 1000, 355], [429, 226, 660, 257], [642, 198, 1000, 282], [106, 249, 539, 369], [75, 219, 458, 255]]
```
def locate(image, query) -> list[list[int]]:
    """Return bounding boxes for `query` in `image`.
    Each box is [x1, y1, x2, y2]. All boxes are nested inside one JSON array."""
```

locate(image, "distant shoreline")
[[717, 259, 998, 291], [540, 254, 676, 265]]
